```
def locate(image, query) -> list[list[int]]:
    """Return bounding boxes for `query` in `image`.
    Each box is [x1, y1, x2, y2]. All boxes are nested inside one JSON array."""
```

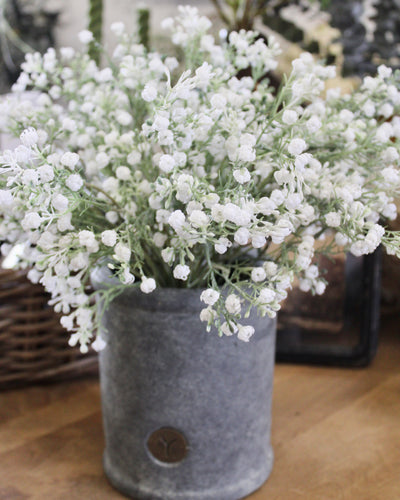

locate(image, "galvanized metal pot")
[[92, 267, 276, 500]]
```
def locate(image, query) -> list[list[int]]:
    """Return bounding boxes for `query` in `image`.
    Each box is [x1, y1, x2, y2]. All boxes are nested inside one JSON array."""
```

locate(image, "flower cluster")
[[1, 6, 400, 352]]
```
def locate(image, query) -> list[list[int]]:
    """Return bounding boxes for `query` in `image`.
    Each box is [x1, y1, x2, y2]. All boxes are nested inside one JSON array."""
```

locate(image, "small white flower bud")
[[92, 335, 107, 352], [140, 277, 156, 294], [20, 127, 38, 147], [101, 230, 117, 247], [173, 264, 190, 281], [200, 289, 220, 306], [61, 152, 80, 169], [66, 174, 83, 191], [237, 325, 255, 342], [78, 30, 94, 44], [225, 294, 241, 314], [288, 138, 307, 156]]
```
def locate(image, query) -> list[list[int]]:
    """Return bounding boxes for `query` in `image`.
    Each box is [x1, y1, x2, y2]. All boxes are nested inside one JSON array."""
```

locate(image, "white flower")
[[116, 166, 131, 180], [69, 252, 89, 271], [264, 262, 278, 277], [200, 288, 220, 306], [258, 288, 275, 304], [159, 154, 176, 173], [339, 109, 354, 124], [215, 237, 231, 254], [234, 227, 250, 245], [362, 100, 375, 117], [335, 233, 349, 247], [303, 265, 317, 281], [379, 103, 393, 119], [173, 264, 190, 281], [202, 193, 220, 208], [325, 212, 341, 227], [382, 147, 399, 163], [60, 47, 75, 60], [161, 247, 174, 264], [376, 123, 393, 143], [114, 242, 131, 262], [127, 151, 141, 166], [378, 65, 392, 79], [237, 145, 255, 162], [189, 210, 209, 228], [22, 170, 39, 185], [306, 115, 322, 133], [116, 110, 132, 126], [225, 294, 241, 314], [233, 167, 251, 184], [153, 114, 169, 132], [61, 152, 80, 169], [237, 325, 255, 342], [282, 109, 298, 125], [21, 212, 42, 230], [121, 267, 135, 284], [382, 203, 397, 220], [106, 211, 119, 224], [92, 335, 107, 352], [288, 138, 307, 156], [200, 307, 216, 323], [101, 230, 117, 247], [52, 193, 69, 212], [66, 174, 83, 191], [142, 82, 158, 102], [111, 22, 125, 36], [210, 94, 227, 109], [223, 203, 252, 226], [27, 268, 42, 284], [153, 232, 167, 248], [20, 127, 38, 147], [221, 322, 238, 336], [79, 230, 99, 253], [38, 231, 56, 251], [168, 210, 186, 231], [96, 152, 110, 169], [62, 118, 77, 132], [61, 315, 74, 331], [0, 190, 13, 207], [315, 281, 326, 295], [251, 233, 266, 249], [67, 276, 81, 288], [38, 164, 54, 183], [140, 277, 156, 293], [251, 267, 266, 282], [57, 213, 74, 232], [78, 30, 94, 44]]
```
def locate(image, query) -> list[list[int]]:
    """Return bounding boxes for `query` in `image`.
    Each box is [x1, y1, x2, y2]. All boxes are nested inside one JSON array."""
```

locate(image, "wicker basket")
[[0, 267, 98, 390]]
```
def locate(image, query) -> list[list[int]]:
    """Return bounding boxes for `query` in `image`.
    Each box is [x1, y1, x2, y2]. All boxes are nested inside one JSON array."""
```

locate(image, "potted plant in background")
[[1, 5, 400, 499]]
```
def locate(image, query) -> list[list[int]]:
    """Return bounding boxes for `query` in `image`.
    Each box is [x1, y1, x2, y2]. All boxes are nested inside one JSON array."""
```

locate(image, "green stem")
[[137, 7, 150, 50], [84, 182, 121, 209], [88, 0, 103, 64]]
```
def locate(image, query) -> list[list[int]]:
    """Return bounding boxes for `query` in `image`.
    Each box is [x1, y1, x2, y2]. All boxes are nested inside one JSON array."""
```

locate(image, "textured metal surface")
[[147, 427, 188, 464]]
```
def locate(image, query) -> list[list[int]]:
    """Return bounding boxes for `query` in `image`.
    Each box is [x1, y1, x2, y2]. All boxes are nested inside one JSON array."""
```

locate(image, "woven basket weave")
[[0, 267, 98, 390]]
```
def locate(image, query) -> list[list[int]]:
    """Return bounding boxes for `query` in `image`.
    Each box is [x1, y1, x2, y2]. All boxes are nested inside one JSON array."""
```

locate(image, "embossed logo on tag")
[[147, 427, 188, 463]]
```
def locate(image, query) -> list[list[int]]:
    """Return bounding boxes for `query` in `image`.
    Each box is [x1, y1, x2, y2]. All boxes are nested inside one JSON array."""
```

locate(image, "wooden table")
[[0, 317, 399, 500]]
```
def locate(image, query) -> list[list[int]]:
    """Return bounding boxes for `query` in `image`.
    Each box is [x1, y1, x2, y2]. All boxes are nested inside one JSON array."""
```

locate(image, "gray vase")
[[92, 267, 276, 500]]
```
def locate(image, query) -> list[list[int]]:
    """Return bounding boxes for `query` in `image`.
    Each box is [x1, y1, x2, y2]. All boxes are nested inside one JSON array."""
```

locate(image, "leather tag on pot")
[[147, 427, 188, 464]]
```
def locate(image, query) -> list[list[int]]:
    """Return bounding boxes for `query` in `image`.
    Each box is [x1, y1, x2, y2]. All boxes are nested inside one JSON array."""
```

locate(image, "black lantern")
[[276, 249, 381, 367]]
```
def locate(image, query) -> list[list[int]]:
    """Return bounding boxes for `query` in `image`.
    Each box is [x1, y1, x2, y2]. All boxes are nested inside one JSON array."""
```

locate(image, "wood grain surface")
[[0, 317, 399, 500]]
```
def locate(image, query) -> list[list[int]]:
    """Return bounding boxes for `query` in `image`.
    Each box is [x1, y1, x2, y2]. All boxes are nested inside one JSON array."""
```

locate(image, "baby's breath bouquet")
[[1, 6, 400, 353]]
